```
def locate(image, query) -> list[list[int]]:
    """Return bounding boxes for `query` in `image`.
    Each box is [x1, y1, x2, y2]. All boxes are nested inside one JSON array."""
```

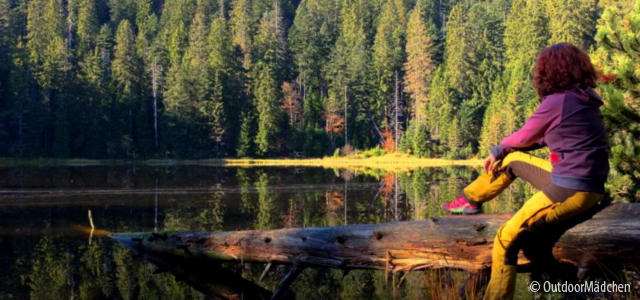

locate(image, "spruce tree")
[[546, 0, 598, 48], [479, 0, 547, 155], [108, 0, 136, 28], [27, 0, 68, 92], [186, 0, 214, 146], [26, 0, 70, 156], [0, 0, 10, 96], [458, 2, 505, 151], [208, 16, 237, 154], [412, 122, 430, 157], [112, 20, 138, 105], [289, 0, 338, 93], [237, 112, 254, 157], [164, 22, 191, 123], [443, 3, 468, 93], [112, 19, 139, 157], [373, 0, 406, 128], [7, 40, 31, 157], [252, 10, 284, 156], [324, 0, 375, 149], [426, 66, 453, 141], [76, 0, 98, 54], [230, 0, 255, 69], [399, 121, 416, 153], [404, 0, 436, 123], [135, 0, 158, 63], [254, 63, 282, 155]]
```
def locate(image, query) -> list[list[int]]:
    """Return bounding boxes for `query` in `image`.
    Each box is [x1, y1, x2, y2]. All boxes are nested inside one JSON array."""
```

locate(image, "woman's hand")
[[483, 154, 498, 173]]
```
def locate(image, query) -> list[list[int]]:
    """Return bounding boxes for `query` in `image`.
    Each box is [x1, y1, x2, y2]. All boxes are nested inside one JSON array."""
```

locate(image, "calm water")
[[0, 165, 534, 300]]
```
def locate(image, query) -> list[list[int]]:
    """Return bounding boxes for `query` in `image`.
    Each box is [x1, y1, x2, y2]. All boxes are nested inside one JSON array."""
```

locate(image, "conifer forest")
[[0, 0, 638, 182]]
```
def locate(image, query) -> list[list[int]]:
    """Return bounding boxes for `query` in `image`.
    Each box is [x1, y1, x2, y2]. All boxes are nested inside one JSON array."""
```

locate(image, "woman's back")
[[542, 87, 609, 193]]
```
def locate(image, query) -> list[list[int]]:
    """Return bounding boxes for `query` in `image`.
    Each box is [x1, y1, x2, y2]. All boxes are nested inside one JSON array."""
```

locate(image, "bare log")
[[110, 203, 640, 275]]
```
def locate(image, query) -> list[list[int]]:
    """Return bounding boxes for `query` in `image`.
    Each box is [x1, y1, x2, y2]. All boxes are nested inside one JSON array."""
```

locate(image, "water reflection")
[[0, 166, 531, 299]]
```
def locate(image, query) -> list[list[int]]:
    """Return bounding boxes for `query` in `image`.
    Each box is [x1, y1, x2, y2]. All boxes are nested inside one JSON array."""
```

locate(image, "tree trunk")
[[111, 203, 640, 275]]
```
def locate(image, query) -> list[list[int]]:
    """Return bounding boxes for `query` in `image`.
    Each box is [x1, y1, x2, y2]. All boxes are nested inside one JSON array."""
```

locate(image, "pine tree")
[[404, 0, 436, 123], [593, 1, 640, 199]]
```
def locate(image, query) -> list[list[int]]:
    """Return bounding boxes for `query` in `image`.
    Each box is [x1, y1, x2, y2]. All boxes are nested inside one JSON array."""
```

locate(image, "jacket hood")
[[573, 87, 604, 107]]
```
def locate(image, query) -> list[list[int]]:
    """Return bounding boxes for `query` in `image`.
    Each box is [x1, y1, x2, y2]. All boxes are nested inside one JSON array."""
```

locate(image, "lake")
[[0, 165, 535, 299]]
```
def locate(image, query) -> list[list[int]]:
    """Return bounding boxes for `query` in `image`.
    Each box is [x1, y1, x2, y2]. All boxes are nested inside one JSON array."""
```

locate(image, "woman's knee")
[[493, 222, 517, 254]]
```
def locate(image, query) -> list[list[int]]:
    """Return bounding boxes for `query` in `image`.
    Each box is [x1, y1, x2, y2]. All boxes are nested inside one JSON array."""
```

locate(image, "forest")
[[0, 0, 638, 165]]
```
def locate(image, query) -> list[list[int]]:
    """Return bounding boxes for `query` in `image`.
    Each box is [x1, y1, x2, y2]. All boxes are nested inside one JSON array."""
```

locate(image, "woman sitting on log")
[[442, 42, 610, 300]]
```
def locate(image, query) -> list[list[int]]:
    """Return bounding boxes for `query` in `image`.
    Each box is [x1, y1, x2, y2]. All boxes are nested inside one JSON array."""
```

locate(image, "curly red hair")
[[533, 43, 597, 98]]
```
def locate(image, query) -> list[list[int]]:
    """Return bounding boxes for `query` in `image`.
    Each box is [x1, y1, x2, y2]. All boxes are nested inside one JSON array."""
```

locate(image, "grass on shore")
[[0, 153, 482, 171], [216, 153, 482, 171]]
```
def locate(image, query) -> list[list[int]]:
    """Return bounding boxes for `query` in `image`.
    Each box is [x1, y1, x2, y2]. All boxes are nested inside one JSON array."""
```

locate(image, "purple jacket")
[[491, 87, 609, 193]]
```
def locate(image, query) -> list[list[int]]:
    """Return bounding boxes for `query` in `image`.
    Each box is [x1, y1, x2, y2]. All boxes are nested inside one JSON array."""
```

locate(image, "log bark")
[[110, 203, 640, 275]]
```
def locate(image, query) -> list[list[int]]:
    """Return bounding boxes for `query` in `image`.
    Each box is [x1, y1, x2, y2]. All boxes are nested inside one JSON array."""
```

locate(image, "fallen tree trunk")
[[111, 203, 640, 275]]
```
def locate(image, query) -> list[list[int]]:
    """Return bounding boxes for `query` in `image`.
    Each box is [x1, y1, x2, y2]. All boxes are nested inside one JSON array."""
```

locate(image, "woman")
[[442, 43, 609, 300]]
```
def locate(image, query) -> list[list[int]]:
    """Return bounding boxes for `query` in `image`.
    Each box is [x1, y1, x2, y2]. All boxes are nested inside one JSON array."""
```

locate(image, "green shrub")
[[412, 123, 431, 158]]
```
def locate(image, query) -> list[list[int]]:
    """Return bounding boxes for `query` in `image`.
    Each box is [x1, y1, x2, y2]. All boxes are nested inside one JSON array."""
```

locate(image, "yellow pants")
[[462, 152, 603, 300]]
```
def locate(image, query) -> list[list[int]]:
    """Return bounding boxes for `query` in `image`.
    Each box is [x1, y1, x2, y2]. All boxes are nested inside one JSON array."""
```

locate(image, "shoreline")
[[0, 154, 483, 170]]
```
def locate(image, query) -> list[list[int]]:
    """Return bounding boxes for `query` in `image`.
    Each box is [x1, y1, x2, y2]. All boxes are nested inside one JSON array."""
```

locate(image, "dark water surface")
[[0, 165, 533, 299]]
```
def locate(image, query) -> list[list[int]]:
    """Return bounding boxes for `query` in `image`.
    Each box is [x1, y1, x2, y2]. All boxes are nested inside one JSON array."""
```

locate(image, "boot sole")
[[441, 205, 482, 215], [448, 211, 482, 215]]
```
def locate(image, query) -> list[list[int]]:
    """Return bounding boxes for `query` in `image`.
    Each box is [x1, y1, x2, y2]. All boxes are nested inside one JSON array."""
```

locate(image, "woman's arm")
[[491, 96, 562, 160], [491, 138, 546, 159]]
